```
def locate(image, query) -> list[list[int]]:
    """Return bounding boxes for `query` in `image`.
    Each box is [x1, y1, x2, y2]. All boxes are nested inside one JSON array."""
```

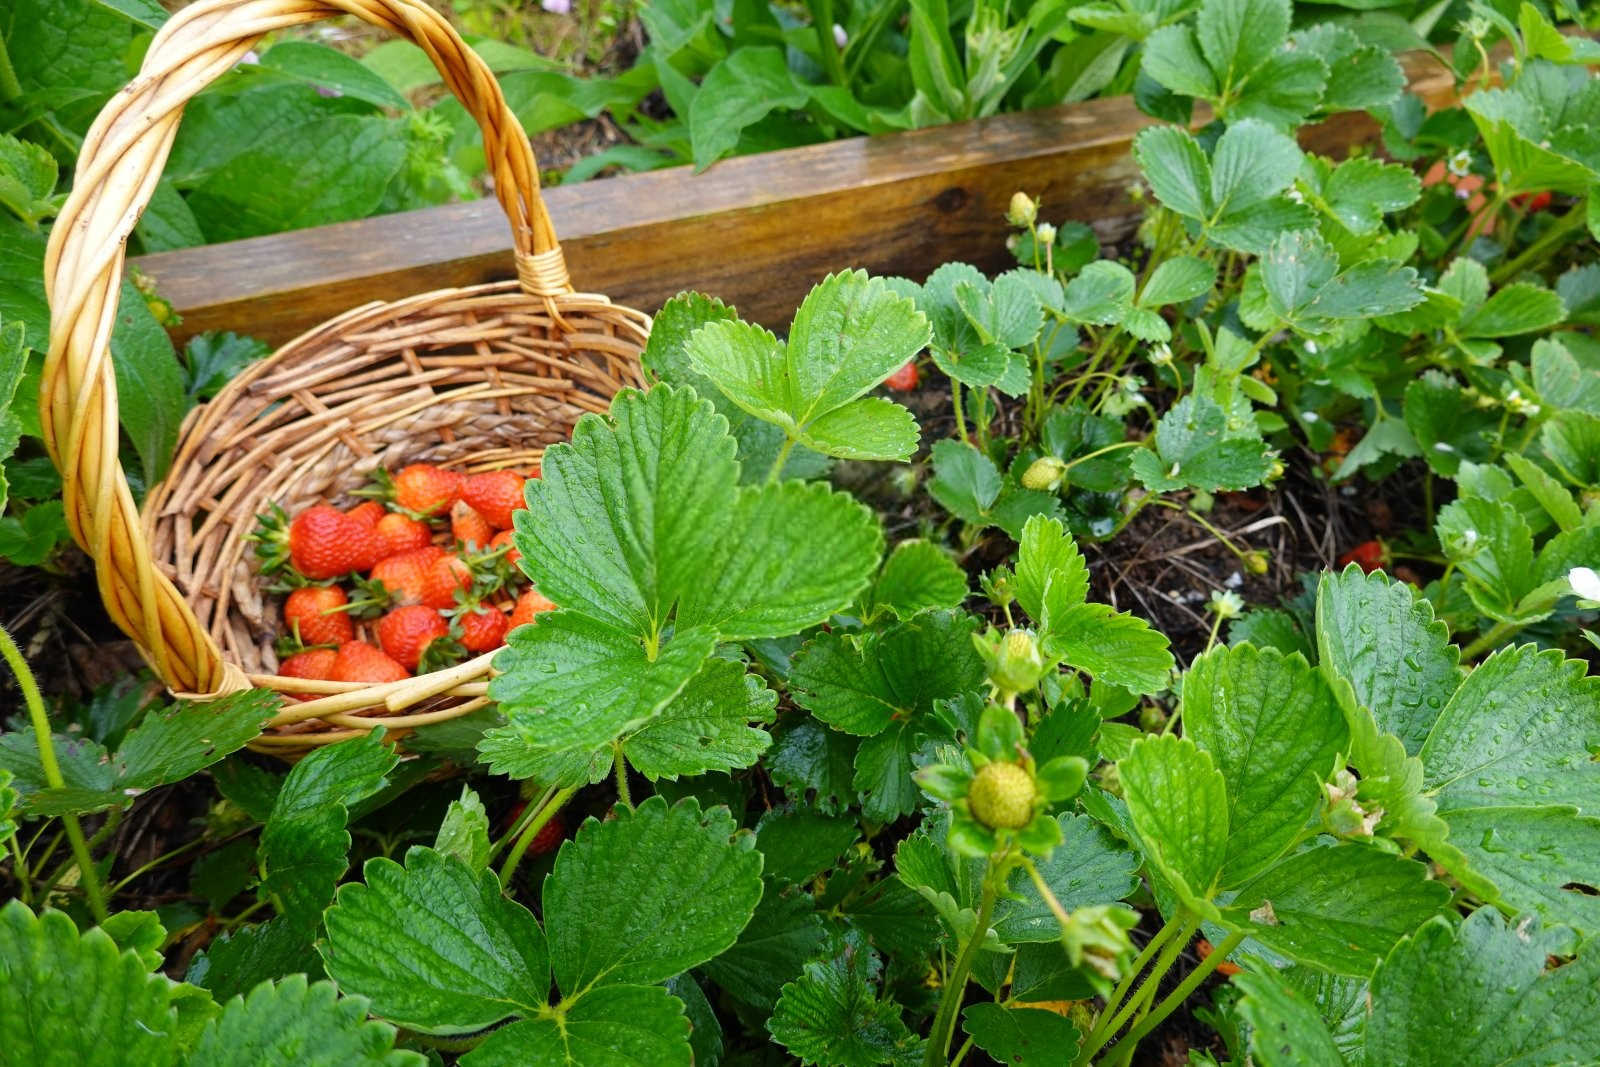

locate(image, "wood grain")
[[133, 50, 1460, 346]]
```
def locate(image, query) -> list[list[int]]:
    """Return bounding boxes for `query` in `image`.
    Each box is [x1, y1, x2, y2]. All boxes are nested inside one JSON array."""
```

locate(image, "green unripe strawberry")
[[967, 762, 1036, 830], [1021, 455, 1067, 491]]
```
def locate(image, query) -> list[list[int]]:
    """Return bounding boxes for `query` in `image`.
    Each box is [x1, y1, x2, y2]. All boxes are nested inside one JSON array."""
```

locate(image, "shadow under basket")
[[41, 0, 651, 755]]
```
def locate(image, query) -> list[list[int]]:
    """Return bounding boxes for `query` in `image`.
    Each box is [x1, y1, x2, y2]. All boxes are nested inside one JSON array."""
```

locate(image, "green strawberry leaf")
[[768, 950, 917, 1067], [1183, 645, 1348, 885], [1315, 566, 1461, 756], [1040, 602, 1175, 695], [1130, 391, 1275, 492], [113, 690, 278, 792], [1060, 261, 1135, 325], [1303, 155, 1421, 236], [1221, 843, 1451, 976], [1422, 644, 1600, 815], [487, 614, 718, 771], [545, 796, 762, 993], [1435, 496, 1538, 620], [961, 1003, 1081, 1066], [187, 917, 326, 1002], [754, 808, 862, 886], [993, 814, 1140, 942], [1458, 282, 1567, 339], [765, 720, 859, 816], [1444, 806, 1600, 936], [701, 893, 829, 1011], [322, 847, 549, 1034], [1294, 24, 1404, 113], [1403, 372, 1497, 477], [1232, 968, 1345, 1067], [928, 439, 1002, 526], [1139, 255, 1215, 308], [642, 291, 827, 483], [1257, 230, 1423, 335], [187, 975, 423, 1066], [0, 900, 188, 1067], [863, 539, 968, 621], [1014, 514, 1090, 626], [461, 984, 691, 1067], [1366, 908, 1600, 1061], [1119, 735, 1229, 912], [622, 654, 778, 780], [260, 732, 396, 927], [686, 270, 928, 461], [789, 610, 984, 736]]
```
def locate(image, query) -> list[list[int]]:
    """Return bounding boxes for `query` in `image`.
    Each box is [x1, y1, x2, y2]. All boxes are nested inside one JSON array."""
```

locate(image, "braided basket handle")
[[41, 0, 567, 695]]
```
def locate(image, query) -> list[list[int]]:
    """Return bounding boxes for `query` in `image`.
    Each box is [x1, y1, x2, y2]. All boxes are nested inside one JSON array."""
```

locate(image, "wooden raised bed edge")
[[134, 50, 1462, 347]]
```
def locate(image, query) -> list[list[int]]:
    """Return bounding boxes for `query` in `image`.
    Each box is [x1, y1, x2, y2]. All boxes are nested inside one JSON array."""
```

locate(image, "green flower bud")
[[1062, 905, 1139, 984], [1243, 549, 1270, 575], [1007, 191, 1038, 227], [968, 761, 1036, 830], [992, 628, 1047, 695], [1021, 455, 1069, 492]]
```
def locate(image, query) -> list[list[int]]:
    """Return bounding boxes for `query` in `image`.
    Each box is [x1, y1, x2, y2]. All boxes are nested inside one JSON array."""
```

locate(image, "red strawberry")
[[529, 812, 565, 856], [373, 512, 432, 559], [330, 641, 409, 683], [884, 360, 919, 392], [509, 587, 558, 628], [375, 606, 449, 671], [346, 500, 386, 527], [422, 553, 473, 610], [1512, 190, 1553, 211], [460, 470, 527, 531], [1338, 540, 1388, 574], [287, 505, 379, 579], [457, 603, 511, 653], [283, 586, 354, 647], [393, 464, 461, 517], [451, 500, 495, 549], [278, 647, 339, 701], [490, 529, 522, 568], [368, 546, 446, 605]]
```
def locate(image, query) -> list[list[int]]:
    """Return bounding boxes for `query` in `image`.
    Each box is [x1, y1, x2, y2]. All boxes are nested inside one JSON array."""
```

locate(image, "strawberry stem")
[[0, 625, 108, 923]]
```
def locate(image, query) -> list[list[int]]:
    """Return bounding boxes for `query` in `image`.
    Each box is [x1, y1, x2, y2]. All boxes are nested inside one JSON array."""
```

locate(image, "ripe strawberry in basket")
[[393, 464, 462, 517], [422, 553, 475, 610], [509, 587, 558, 628], [283, 586, 354, 647], [455, 599, 512, 654], [460, 469, 528, 530], [451, 500, 495, 549], [490, 529, 522, 569], [375, 605, 450, 671], [364, 545, 447, 607], [373, 512, 432, 559], [346, 500, 385, 527], [330, 640, 409, 683], [253, 504, 380, 581], [278, 647, 339, 701]]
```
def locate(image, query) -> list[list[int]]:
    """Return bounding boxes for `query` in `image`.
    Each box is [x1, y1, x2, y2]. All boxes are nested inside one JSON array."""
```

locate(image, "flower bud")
[[1036, 222, 1057, 245], [1007, 191, 1038, 227], [992, 628, 1047, 695], [1243, 548, 1270, 575], [1061, 905, 1139, 984], [1021, 455, 1069, 492]]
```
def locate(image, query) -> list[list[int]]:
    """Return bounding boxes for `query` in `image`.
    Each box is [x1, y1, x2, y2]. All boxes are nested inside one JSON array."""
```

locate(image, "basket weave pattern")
[[41, 0, 649, 749]]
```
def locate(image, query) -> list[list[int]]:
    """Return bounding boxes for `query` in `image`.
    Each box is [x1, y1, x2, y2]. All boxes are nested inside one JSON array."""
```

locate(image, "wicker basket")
[[40, 0, 649, 753]]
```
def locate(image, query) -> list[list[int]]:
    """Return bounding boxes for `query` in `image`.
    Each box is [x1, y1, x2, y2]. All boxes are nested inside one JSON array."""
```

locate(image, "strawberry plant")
[[4, 6, 1600, 1064]]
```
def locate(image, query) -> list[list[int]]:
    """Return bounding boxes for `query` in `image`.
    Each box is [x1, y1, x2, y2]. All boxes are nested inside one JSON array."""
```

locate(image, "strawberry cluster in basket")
[[251, 463, 554, 698]]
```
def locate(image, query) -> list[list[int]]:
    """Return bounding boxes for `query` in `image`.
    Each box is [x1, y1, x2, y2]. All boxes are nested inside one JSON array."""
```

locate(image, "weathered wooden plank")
[[133, 51, 1458, 346]]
